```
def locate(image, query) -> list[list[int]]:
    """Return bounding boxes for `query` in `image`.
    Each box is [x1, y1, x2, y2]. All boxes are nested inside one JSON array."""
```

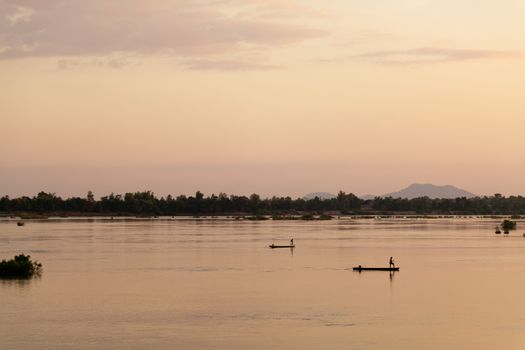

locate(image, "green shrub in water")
[[502, 220, 517, 231], [0, 254, 42, 279]]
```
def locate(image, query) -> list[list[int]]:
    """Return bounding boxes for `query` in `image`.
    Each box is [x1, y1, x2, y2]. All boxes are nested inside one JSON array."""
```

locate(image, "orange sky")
[[1, 0, 525, 198]]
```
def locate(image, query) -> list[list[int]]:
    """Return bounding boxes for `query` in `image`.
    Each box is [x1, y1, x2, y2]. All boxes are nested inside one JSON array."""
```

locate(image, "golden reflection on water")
[[1, 218, 525, 349]]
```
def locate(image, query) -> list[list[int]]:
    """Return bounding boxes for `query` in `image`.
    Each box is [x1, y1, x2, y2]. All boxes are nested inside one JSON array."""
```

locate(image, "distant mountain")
[[360, 194, 377, 200], [303, 192, 336, 200], [384, 183, 476, 199]]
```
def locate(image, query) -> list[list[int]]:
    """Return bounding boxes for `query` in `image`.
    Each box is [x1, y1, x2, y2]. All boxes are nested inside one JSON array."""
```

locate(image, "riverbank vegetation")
[[501, 220, 517, 231], [2, 191, 525, 216], [0, 254, 42, 279]]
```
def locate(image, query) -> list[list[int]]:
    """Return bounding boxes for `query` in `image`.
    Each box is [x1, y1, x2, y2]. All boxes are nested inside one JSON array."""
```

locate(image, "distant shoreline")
[[2, 191, 525, 216], [1, 213, 524, 220]]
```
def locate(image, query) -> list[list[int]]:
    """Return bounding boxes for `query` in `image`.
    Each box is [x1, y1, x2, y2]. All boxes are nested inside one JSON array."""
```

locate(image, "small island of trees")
[[501, 220, 517, 231], [0, 254, 42, 279]]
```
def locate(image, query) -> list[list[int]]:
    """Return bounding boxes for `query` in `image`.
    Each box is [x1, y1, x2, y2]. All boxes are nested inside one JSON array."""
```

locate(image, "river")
[[1, 217, 525, 349]]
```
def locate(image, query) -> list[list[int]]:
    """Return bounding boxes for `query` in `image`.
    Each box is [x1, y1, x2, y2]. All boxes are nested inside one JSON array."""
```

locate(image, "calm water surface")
[[1, 218, 525, 349]]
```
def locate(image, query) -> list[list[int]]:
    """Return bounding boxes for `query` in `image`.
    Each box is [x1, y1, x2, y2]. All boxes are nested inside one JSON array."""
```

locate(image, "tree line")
[[1, 191, 525, 215]]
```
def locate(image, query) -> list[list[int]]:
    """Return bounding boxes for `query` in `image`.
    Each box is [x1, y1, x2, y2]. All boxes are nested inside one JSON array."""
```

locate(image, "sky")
[[1, 0, 525, 198]]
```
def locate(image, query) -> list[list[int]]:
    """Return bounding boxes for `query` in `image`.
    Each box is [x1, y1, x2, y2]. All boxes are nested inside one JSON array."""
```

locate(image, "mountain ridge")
[[303, 192, 336, 200], [304, 184, 476, 201], [383, 183, 476, 199]]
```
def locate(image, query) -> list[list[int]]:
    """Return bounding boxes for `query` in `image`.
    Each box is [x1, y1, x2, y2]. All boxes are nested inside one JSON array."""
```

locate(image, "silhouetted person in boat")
[[290, 239, 294, 246], [389, 257, 395, 269]]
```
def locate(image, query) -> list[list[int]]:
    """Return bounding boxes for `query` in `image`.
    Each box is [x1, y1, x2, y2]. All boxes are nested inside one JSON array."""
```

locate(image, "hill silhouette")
[[384, 183, 476, 199], [303, 192, 336, 200]]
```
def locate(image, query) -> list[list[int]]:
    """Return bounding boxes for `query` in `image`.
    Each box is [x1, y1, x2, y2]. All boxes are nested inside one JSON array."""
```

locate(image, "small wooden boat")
[[269, 244, 295, 249], [17, 222, 24, 226], [504, 230, 509, 234], [353, 266, 399, 271]]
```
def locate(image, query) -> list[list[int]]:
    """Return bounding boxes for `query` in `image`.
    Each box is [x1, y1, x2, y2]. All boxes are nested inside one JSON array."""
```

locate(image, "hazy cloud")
[[357, 47, 523, 64], [4, 5, 33, 25], [179, 58, 280, 71], [56, 55, 138, 70], [321, 47, 522, 65], [0, 0, 325, 69]]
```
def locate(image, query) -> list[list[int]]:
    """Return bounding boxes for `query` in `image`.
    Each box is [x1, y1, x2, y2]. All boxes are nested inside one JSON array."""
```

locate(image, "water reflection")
[[0, 276, 39, 290], [389, 270, 396, 285]]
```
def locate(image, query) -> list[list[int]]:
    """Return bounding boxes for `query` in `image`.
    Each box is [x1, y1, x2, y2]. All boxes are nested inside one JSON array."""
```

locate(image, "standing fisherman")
[[290, 238, 294, 246], [389, 257, 395, 268]]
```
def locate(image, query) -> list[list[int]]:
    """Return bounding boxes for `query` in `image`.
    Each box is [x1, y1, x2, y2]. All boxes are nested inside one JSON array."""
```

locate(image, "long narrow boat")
[[269, 244, 295, 249], [353, 266, 399, 271]]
